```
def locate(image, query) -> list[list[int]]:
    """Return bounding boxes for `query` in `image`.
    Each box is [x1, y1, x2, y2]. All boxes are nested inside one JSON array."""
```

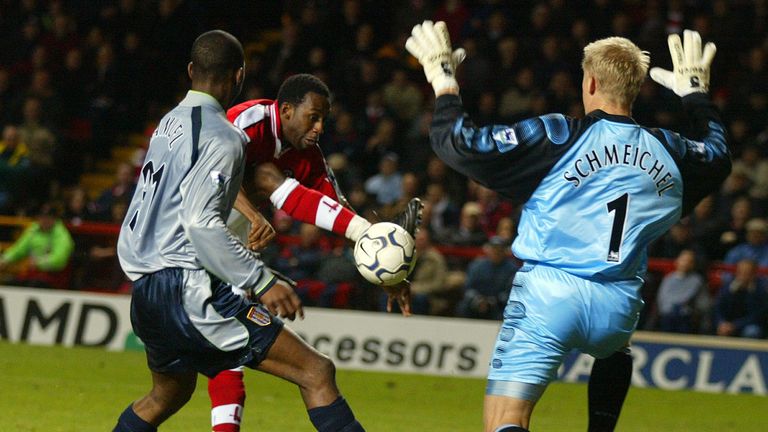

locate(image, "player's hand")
[[382, 279, 412, 317], [259, 278, 304, 321], [405, 20, 466, 96], [650, 29, 716, 97], [247, 212, 276, 251]]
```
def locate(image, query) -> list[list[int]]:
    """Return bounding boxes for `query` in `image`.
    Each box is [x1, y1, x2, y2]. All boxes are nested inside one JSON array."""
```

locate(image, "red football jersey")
[[227, 99, 341, 201]]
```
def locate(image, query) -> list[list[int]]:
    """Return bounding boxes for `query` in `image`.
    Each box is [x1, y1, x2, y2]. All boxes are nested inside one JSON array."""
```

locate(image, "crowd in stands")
[[1, 1, 768, 338]]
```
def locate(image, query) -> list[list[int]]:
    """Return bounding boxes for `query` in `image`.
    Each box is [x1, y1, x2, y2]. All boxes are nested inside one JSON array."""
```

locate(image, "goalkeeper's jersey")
[[430, 93, 730, 282], [117, 91, 275, 294]]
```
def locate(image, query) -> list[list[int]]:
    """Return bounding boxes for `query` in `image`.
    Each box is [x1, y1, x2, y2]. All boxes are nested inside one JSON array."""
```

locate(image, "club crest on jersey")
[[493, 127, 518, 147], [209, 170, 229, 187], [247, 305, 271, 326]]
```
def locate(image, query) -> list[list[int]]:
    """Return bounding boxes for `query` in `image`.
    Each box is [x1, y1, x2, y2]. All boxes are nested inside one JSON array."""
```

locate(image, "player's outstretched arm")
[[650, 29, 731, 215], [405, 20, 465, 97], [649, 30, 716, 97]]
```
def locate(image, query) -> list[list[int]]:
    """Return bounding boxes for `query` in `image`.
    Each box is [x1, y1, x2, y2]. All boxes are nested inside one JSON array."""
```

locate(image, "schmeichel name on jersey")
[[562, 143, 676, 196]]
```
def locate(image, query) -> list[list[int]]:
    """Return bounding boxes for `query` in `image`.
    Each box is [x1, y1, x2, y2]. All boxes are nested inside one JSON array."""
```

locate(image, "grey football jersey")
[[118, 91, 275, 294]]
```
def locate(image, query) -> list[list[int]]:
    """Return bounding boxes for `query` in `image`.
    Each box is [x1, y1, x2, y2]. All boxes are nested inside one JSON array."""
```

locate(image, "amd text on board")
[[0, 296, 121, 347]]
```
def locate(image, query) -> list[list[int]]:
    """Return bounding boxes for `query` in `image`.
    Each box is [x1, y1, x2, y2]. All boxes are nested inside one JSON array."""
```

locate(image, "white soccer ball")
[[353, 222, 416, 286]]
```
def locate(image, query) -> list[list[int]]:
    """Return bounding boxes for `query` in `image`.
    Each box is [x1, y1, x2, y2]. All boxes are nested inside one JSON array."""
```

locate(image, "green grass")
[[1, 341, 766, 431]]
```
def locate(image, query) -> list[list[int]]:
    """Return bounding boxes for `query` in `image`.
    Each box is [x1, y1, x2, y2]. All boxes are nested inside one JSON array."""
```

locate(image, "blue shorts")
[[130, 268, 283, 378], [486, 263, 643, 401]]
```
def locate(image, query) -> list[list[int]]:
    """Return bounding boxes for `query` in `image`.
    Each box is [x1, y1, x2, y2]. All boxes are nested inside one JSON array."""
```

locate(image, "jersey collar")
[[180, 90, 224, 112], [269, 101, 283, 157], [586, 109, 637, 125]]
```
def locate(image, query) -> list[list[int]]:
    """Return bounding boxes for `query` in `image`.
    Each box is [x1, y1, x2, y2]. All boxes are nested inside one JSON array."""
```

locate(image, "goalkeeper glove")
[[650, 29, 717, 97], [405, 20, 466, 95]]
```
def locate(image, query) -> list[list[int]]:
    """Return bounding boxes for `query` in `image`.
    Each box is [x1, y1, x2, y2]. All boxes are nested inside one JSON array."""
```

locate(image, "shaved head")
[[190, 30, 244, 81]]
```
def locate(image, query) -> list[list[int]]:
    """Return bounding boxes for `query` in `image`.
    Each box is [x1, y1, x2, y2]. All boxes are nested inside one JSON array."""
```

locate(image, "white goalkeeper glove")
[[650, 29, 717, 97], [405, 20, 466, 95]]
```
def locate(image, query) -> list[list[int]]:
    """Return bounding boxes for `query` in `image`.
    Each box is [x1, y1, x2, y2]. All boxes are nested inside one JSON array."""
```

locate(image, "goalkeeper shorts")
[[130, 267, 283, 377], [486, 263, 642, 400]]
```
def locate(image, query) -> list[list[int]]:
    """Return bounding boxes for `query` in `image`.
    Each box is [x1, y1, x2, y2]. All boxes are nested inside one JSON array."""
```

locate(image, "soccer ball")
[[353, 222, 416, 286]]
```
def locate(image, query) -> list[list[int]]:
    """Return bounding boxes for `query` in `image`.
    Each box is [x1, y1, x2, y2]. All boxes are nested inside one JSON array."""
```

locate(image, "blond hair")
[[582, 37, 649, 107]]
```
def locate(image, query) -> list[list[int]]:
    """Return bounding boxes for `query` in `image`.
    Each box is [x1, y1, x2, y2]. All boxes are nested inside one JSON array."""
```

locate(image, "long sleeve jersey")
[[227, 99, 345, 201], [430, 93, 730, 282], [117, 91, 275, 294]]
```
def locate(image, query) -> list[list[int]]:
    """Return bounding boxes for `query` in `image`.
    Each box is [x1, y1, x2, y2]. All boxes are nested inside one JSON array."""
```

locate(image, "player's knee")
[[303, 354, 336, 390], [254, 163, 285, 194]]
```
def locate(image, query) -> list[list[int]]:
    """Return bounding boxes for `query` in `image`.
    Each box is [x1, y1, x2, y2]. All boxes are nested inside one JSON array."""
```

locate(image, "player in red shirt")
[[209, 74, 421, 432]]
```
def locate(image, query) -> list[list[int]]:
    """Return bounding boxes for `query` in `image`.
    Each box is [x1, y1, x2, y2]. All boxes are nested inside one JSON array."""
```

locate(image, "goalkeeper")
[[408, 22, 729, 432]]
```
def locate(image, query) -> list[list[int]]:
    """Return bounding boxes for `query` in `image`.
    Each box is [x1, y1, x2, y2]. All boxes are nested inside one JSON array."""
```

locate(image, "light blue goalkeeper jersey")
[[431, 93, 729, 282], [117, 90, 275, 295]]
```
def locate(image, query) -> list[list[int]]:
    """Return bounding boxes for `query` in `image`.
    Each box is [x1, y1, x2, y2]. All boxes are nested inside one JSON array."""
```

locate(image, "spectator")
[[655, 250, 710, 334], [494, 216, 517, 243], [378, 171, 420, 221], [62, 186, 97, 225], [401, 109, 433, 172], [724, 218, 768, 268], [475, 183, 514, 237], [382, 229, 449, 315], [315, 245, 360, 309], [364, 152, 403, 206], [18, 96, 56, 200], [382, 68, 423, 122], [324, 108, 364, 165], [651, 221, 699, 259], [689, 195, 725, 261], [81, 198, 131, 292], [732, 144, 768, 202], [718, 196, 752, 256], [425, 155, 465, 204], [270, 224, 330, 306], [93, 162, 136, 221], [423, 182, 460, 240], [0, 202, 74, 289], [439, 201, 488, 247], [714, 259, 768, 339], [456, 236, 518, 320], [363, 115, 398, 170], [0, 124, 32, 212]]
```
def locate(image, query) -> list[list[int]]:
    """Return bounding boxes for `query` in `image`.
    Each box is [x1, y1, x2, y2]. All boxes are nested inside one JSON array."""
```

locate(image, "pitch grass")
[[1, 342, 766, 431]]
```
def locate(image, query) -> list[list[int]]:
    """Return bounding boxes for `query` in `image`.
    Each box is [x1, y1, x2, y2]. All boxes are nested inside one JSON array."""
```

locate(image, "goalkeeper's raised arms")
[[650, 29, 717, 97], [405, 20, 466, 96]]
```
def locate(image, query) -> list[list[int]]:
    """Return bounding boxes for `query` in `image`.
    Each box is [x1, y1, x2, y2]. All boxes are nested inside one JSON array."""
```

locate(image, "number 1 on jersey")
[[606, 193, 629, 263]]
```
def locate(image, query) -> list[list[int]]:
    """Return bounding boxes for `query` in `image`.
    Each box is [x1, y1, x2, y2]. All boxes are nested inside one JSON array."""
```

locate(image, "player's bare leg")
[[256, 326, 364, 431], [257, 326, 340, 407], [114, 370, 197, 431], [484, 394, 536, 432]]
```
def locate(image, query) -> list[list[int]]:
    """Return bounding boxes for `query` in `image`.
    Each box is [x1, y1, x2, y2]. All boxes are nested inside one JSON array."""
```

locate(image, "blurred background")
[[1, 0, 768, 340]]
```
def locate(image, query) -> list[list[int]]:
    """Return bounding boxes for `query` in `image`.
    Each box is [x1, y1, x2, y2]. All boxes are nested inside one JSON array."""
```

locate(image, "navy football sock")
[[588, 351, 632, 432], [113, 404, 156, 432], [494, 425, 529, 432], [307, 396, 365, 432]]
